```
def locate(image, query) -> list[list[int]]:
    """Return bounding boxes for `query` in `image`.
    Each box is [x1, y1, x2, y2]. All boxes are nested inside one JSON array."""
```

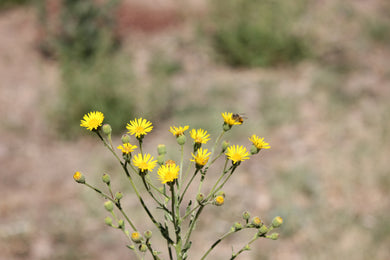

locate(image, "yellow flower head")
[[80, 111, 104, 131], [249, 135, 271, 150], [117, 143, 138, 154], [157, 163, 180, 184], [131, 232, 142, 243], [132, 153, 157, 173], [169, 125, 189, 137], [225, 145, 250, 164], [214, 195, 224, 206], [73, 171, 85, 183], [126, 118, 153, 138], [190, 128, 210, 144], [221, 112, 242, 126], [191, 148, 211, 167]]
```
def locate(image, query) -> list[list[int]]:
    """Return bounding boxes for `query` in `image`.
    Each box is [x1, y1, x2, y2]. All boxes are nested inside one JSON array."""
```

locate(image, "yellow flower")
[[249, 135, 271, 150], [191, 148, 211, 167], [132, 153, 157, 173], [157, 163, 180, 184], [190, 128, 210, 144], [80, 111, 104, 131], [126, 118, 153, 138], [221, 112, 242, 126], [169, 125, 189, 137], [117, 143, 138, 154], [225, 145, 250, 164]]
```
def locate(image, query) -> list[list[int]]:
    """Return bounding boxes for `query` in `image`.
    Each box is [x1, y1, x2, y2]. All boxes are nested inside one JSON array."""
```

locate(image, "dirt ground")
[[1, 1, 390, 260]]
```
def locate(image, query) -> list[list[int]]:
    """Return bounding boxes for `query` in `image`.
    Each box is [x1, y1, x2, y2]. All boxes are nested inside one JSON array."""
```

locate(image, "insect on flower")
[[232, 113, 246, 124]]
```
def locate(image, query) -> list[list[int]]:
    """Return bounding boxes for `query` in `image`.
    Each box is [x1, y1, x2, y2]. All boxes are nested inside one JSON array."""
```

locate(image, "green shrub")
[[43, 0, 134, 137], [208, 0, 311, 67], [0, 0, 30, 9]]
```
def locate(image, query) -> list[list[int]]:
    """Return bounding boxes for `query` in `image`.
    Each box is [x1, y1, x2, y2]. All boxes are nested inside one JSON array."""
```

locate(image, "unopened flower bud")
[[139, 243, 148, 252], [144, 230, 152, 239], [73, 171, 85, 184], [102, 173, 111, 184], [102, 124, 112, 135], [233, 222, 243, 231], [121, 134, 130, 144], [196, 193, 205, 204], [250, 145, 259, 155], [268, 233, 279, 240], [131, 232, 142, 243], [216, 191, 225, 198], [118, 219, 125, 229], [223, 123, 231, 132], [242, 211, 251, 221], [251, 216, 262, 228], [214, 195, 225, 206], [177, 135, 186, 145], [104, 201, 114, 212], [115, 192, 123, 201], [104, 216, 113, 226], [157, 144, 167, 155], [258, 225, 268, 235], [222, 140, 230, 152], [157, 154, 165, 165], [271, 216, 283, 228]]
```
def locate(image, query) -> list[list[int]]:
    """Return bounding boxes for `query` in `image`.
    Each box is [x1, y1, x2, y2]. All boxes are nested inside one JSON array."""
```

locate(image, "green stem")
[[183, 205, 204, 248], [179, 169, 199, 204], [206, 165, 237, 201], [83, 183, 137, 231], [230, 232, 260, 260], [200, 230, 235, 260], [178, 144, 184, 190], [170, 183, 182, 259]]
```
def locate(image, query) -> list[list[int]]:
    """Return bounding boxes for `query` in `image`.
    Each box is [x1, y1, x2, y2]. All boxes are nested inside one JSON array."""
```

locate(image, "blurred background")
[[0, 0, 389, 259]]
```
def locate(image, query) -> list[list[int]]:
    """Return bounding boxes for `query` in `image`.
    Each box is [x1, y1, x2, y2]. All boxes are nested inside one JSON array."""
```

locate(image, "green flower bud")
[[233, 222, 243, 231], [268, 233, 279, 240], [196, 193, 205, 204], [131, 232, 142, 243], [115, 191, 123, 201], [102, 173, 111, 184], [127, 245, 135, 250], [216, 191, 226, 198], [121, 134, 130, 144], [222, 140, 230, 152], [258, 225, 268, 235], [250, 145, 259, 155], [157, 154, 165, 165], [144, 230, 152, 239], [73, 171, 85, 184], [118, 219, 125, 229], [104, 201, 114, 212], [251, 216, 262, 228], [242, 211, 251, 221], [139, 243, 148, 252], [214, 195, 225, 206], [104, 216, 113, 226], [177, 135, 186, 145], [223, 123, 232, 132], [102, 124, 112, 135], [157, 144, 167, 155], [272, 216, 283, 228]]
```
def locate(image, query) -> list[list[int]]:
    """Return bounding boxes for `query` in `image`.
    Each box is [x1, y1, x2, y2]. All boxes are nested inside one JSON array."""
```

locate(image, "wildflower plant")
[[75, 111, 279, 259]]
